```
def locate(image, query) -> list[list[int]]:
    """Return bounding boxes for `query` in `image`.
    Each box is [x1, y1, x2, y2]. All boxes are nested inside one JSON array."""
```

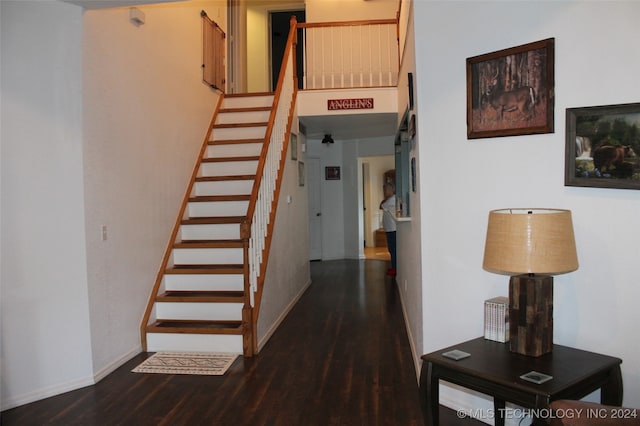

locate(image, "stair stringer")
[[140, 93, 276, 357]]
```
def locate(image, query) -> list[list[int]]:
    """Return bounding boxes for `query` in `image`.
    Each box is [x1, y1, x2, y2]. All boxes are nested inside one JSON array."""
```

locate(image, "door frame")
[[307, 157, 322, 260]]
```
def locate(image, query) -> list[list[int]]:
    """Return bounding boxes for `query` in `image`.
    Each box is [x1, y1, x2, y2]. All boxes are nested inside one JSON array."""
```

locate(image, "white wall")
[[394, 0, 423, 379], [414, 0, 640, 416], [82, 1, 225, 379], [257, 123, 311, 348], [1, 0, 93, 409]]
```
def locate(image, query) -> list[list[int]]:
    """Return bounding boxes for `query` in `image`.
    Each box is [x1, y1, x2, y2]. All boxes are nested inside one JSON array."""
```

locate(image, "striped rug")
[[132, 352, 238, 376]]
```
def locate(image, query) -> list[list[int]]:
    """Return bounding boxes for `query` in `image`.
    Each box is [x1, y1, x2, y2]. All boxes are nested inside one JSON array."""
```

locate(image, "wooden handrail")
[[245, 16, 299, 337], [140, 95, 225, 351], [297, 18, 397, 29], [244, 16, 298, 232]]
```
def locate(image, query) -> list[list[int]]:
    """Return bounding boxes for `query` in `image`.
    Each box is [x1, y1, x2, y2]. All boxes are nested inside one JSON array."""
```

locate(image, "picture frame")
[[409, 114, 416, 139], [565, 102, 640, 190], [408, 72, 414, 111], [325, 166, 341, 180], [411, 157, 416, 192], [290, 133, 298, 161], [298, 161, 305, 187], [466, 38, 555, 139]]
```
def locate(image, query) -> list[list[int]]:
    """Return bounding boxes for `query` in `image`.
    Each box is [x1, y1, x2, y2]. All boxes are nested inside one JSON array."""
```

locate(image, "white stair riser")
[[173, 248, 244, 265], [156, 302, 243, 320], [180, 223, 241, 240], [217, 110, 271, 125], [194, 180, 254, 196], [211, 126, 266, 141], [207, 143, 263, 158], [188, 201, 248, 217], [146, 333, 243, 353], [200, 161, 258, 177], [163, 274, 244, 292], [223, 95, 273, 109]]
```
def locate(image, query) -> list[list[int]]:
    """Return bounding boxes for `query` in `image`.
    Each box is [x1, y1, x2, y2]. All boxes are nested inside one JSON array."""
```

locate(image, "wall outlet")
[[101, 225, 108, 241]]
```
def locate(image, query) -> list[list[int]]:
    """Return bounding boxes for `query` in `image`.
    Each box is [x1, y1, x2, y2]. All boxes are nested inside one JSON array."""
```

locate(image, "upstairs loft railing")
[[298, 19, 399, 90], [245, 16, 298, 340]]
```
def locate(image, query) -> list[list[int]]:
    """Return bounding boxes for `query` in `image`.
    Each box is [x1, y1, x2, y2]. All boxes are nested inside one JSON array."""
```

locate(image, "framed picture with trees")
[[565, 103, 640, 190], [466, 38, 555, 139]]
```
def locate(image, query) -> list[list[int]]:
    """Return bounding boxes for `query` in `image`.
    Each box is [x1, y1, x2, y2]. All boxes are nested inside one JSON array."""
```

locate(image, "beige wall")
[[247, 7, 270, 92], [305, 0, 397, 23], [82, 0, 225, 380], [1, 0, 227, 409]]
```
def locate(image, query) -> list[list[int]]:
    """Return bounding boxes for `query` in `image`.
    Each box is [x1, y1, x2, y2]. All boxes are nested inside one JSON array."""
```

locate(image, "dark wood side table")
[[420, 337, 622, 426]]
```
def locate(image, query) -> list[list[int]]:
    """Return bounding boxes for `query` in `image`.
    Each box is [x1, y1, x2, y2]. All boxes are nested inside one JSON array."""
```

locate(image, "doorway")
[[270, 10, 305, 91], [359, 155, 394, 261]]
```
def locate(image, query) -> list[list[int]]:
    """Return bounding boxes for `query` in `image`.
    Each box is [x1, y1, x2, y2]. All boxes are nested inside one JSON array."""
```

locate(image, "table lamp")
[[482, 209, 578, 357]]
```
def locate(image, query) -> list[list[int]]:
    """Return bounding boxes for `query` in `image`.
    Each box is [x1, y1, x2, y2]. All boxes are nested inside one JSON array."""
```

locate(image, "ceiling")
[[62, 0, 184, 9], [299, 112, 399, 141], [65, 0, 303, 9]]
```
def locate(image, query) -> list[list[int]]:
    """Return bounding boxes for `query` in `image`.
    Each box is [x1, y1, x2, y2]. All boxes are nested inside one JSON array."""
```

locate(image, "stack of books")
[[484, 296, 509, 342]]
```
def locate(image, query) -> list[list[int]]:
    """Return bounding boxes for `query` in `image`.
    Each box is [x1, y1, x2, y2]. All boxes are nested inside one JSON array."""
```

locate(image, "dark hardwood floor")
[[2, 260, 483, 426]]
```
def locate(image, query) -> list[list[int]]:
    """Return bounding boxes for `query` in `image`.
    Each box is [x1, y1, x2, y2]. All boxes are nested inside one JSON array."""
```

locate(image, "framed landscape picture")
[[467, 38, 555, 139], [565, 103, 640, 190]]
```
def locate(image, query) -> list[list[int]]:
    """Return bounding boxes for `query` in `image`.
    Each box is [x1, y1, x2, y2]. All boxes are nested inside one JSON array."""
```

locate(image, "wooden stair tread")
[[219, 106, 271, 113], [178, 239, 246, 244], [147, 320, 243, 335], [213, 122, 268, 129], [157, 290, 245, 303], [174, 240, 244, 249], [208, 138, 265, 145], [201, 156, 260, 163], [189, 195, 250, 202], [225, 92, 273, 98], [165, 264, 244, 274], [181, 216, 245, 225], [195, 175, 255, 182], [143, 91, 279, 354]]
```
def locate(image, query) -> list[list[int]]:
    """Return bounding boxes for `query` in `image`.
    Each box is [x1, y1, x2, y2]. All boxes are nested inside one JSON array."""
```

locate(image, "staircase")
[[141, 93, 275, 356]]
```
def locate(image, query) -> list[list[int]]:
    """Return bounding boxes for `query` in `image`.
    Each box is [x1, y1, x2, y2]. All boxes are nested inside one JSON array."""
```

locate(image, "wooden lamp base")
[[509, 274, 553, 357]]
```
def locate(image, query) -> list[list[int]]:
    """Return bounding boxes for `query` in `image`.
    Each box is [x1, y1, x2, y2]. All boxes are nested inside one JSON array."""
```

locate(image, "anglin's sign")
[[327, 98, 374, 111]]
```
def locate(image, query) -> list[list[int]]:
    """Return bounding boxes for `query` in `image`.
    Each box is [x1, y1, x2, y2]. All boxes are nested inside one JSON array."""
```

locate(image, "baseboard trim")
[[1, 345, 142, 411], [93, 345, 141, 383], [397, 281, 422, 382], [1, 373, 94, 412]]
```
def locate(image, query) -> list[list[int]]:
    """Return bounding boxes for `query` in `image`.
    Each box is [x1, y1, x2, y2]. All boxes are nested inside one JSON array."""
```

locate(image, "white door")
[[308, 158, 322, 260], [362, 161, 371, 248]]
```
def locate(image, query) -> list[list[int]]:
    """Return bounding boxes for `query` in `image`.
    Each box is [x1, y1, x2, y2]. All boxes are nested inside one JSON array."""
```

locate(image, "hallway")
[[2, 260, 423, 425]]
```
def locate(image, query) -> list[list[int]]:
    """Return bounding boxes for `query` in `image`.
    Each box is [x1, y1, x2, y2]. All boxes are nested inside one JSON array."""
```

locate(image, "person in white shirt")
[[379, 182, 397, 276]]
